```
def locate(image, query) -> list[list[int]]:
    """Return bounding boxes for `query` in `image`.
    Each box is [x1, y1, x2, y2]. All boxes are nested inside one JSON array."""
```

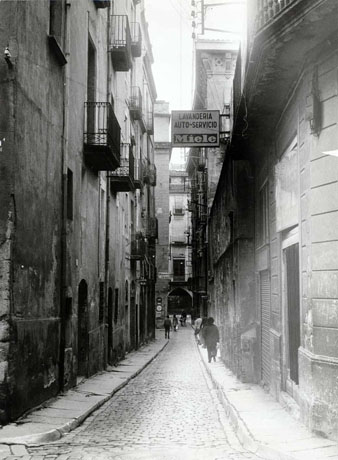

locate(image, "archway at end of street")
[[167, 287, 192, 318]]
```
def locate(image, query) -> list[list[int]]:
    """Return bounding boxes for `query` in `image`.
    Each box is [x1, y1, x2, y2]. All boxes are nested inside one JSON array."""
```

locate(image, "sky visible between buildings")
[[144, 0, 246, 166]]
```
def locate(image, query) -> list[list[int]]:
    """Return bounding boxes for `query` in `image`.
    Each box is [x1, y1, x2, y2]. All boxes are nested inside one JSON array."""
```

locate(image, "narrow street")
[[20, 329, 262, 460]]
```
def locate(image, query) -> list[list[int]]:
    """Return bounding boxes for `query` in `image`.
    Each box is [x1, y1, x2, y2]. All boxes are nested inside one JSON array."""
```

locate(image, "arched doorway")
[[78, 280, 88, 376], [167, 288, 192, 316]]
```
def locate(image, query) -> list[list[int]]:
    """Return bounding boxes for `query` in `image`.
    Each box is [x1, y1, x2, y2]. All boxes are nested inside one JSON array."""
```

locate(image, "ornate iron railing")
[[256, 0, 295, 31], [84, 101, 121, 161], [109, 143, 134, 180]]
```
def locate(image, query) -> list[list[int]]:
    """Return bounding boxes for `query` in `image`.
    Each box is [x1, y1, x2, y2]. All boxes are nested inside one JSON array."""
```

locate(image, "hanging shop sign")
[[171, 110, 220, 147]]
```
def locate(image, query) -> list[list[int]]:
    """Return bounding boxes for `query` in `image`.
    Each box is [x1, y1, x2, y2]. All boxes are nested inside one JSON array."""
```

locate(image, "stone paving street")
[[4, 329, 266, 460]]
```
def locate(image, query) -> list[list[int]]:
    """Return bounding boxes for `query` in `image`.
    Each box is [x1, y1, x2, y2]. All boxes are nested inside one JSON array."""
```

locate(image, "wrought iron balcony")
[[256, 0, 294, 31], [109, 143, 135, 192], [110, 15, 132, 71], [130, 232, 146, 260], [128, 86, 143, 120], [131, 22, 142, 58], [84, 102, 121, 171], [147, 217, 158, 240], [146, 110, 154, 134], [92, 0, 110, 7]]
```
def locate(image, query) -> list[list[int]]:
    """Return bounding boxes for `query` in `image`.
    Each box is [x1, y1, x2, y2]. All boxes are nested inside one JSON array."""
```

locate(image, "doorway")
[[284, 243, 300, 385], [77, 280, 88, 377], [282, 230, 301, 399]]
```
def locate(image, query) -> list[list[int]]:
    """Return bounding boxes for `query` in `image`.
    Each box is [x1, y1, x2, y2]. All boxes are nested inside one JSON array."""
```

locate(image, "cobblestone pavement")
[[5, 329, 266, 460]]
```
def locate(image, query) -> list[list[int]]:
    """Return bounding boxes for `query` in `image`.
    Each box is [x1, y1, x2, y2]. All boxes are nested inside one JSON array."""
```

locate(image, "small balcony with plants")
[[83, 102, 121, 171], [131, 22, 142, 58], [110, 15, 132, 71], [109, 143, 135, 192]]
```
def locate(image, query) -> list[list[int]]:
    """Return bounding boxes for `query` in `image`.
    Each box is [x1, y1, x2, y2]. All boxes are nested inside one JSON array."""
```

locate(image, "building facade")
[[0, 0, 156, 422], [168, 168, 192, 317], [187, 38, 238, 319], [154, 101, 171, 326], [209, 0, 338, 440]]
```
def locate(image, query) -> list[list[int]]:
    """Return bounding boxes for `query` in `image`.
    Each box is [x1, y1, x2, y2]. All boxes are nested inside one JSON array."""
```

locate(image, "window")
[[48, 0, 67, 66], [173, 197, 184, 215], [66, 168, 73, 220], [173, 259, 185, 279], [87, 37, 96, 103], [49, 0, 63, 41]]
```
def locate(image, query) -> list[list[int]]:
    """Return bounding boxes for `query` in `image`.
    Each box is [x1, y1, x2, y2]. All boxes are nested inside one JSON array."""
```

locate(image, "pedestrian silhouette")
[[180, 310, 187, 327], [203, 317, 220, 362], [163, 315, 172, 339], [173, 314, 178, 331]]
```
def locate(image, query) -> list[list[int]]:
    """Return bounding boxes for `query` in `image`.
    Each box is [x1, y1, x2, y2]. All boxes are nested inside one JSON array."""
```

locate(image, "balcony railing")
[[256, 0, 294, 31], [110, 15, 132, 71], [130, 232, 146, 260], [146, 110, 154, 134], [128, 86, 143, 120], [131, 22, 142, 58], [84, 102, 121, 171], [92, 0, 110, 7], [147, 217, 158, 240], [109, 143, 135, 192]]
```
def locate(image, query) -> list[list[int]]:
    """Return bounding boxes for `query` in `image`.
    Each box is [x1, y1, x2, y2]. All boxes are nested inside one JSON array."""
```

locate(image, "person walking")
[[194, 316, 202, 344], [172, 314, 178, 332], [199, 316, 208, 348], [180, 310, 187, 327], [203, 317, 220, 362], [163, 315, 172, 339]]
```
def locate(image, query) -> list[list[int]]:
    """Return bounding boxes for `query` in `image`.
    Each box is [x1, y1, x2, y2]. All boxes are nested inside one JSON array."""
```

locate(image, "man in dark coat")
[[163, 315, 172, 339], [203, 317, 220, 362]]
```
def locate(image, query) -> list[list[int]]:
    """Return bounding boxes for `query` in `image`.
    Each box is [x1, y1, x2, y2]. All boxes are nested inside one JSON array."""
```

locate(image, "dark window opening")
[[49, 0, 63, 40], [173, 259, 185, 281]]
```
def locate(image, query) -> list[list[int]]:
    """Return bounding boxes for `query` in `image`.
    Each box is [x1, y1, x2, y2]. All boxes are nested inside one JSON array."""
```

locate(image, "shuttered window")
[[260, 270, 271, 386]]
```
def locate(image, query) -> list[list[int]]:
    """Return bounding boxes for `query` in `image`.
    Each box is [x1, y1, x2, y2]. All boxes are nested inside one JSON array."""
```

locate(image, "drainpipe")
[[59, 2, 71, 391]]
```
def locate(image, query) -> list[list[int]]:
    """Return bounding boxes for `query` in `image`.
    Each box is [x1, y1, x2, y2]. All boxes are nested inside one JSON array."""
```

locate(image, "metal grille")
[[260, 270, 271, 386]]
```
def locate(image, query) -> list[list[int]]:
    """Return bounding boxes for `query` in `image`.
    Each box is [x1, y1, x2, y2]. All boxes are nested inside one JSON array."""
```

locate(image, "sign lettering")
[[171, 110, 220, 147]]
